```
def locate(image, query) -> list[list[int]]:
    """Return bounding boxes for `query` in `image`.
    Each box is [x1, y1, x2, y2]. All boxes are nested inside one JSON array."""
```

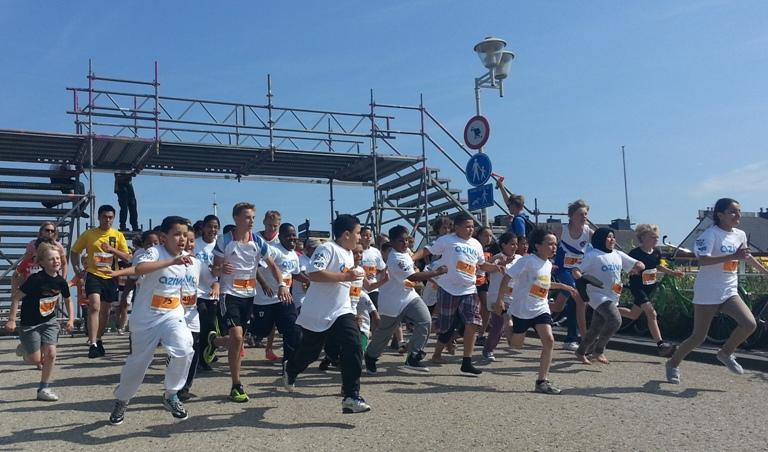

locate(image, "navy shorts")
[[511, 313, 553, 334]]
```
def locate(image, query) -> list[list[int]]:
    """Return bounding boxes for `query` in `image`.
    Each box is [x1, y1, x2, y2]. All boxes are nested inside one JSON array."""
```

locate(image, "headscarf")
[[591, 227, 614, 253]]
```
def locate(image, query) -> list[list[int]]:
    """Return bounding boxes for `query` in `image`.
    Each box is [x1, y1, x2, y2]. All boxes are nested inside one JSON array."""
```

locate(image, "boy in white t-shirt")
[[364, 225, 447, 373], [108, 216, 195, 425], [283, 214, 371, 414], [414, 212, 503, 376]]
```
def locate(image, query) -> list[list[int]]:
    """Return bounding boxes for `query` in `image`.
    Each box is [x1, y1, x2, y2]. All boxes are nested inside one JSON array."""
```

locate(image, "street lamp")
[[472, 37, 514, 226]]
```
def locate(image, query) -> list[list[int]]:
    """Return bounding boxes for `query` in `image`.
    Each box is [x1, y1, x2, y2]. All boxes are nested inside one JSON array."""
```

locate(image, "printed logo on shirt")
[[720, 244, 738, 253], [311, 250, 330, 269], [398, 261, 412, 272], [453, 244, 479, 259], [280, 260, 296, 272], [601, 264, 622, 272], [695, 239, 707, 253]]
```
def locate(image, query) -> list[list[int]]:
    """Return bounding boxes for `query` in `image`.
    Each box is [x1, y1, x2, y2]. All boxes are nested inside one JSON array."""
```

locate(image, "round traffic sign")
[[463, 115, 490, 150], [465, 153, 493, 187]]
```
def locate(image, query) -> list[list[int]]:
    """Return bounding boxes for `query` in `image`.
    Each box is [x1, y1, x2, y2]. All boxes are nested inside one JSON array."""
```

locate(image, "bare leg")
[[718, 295, 757, 355], [228, 326, 244, 384], [40, 344, 56, 384], [87, 294, 101, 344], [535, 324, 555, 381], [641, 303, 663, 342], [462, 324, 477, 358]]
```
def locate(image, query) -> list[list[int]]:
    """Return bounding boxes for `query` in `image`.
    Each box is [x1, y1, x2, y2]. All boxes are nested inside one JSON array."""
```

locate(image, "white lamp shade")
[[494, 51, 515, 79], [474, 37, 507, 69]]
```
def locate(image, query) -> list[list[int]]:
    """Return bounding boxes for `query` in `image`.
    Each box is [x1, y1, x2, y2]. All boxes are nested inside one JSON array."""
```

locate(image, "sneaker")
[[229, 384, 249, 403], [36, 388, 59, 401], [716, 352, 744, 375], [657, 342, 677, 358], [162, 393, 189, 421], [282, 361, 296, 392], [88, 344, 99, 359], [534, 380, 562, 395], [265, 349, 280, 361], [116, 328, 125, 336], [398, 344, 407, 355], [318, 357, 332, 372], [665, 360, 681, 384], [109, 400, 128, 425], [562, 342, 579, 352], [476, 335, 487, 347], [404, 353, 430, 372], [177, 387, 192, 401], [203, 331, 218, 364], [364, 354, 378, 374], [460, 360, 482, 376], [96, 340, 106, 357], [15, 343, 27, 359], [341, 395, 371, 414], [482, 350, 497, 362]]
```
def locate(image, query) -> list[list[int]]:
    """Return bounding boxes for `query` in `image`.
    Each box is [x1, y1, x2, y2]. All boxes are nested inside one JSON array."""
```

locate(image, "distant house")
[[680, 209, 768, 253]]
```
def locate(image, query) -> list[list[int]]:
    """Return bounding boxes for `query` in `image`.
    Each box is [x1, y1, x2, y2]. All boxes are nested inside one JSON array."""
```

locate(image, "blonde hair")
[[264, 210, 281, 221], [507, 194, 525, 210], [635, 224, 660, 242], [35, 243, 59, 264], [567, 199, 590, 217]]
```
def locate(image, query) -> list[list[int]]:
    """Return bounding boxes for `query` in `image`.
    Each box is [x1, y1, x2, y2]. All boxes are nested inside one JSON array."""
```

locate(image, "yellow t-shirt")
[[71, 227, 129, 279]]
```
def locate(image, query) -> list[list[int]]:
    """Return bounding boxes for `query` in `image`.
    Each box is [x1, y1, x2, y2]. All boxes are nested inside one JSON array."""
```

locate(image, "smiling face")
[[39, 248, 61, 275], [501, 237, 518, 257], [360, 228, 373, 248], [279, 225, 298, 251], [717, 202, 742, 229], [352, 244, 364, 266], [570, 207, 588, 228], [202, 219, 219, 243], [184, 231, 196, 253]]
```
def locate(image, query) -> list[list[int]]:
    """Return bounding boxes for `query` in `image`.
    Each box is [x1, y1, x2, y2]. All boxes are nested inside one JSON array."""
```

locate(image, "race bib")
[[233, 271, 256, 293], [363, 265, 377, 278], [528, 283, 548, 300], [94, 252, 113, 269], [181, 292, 197, 308], [404, 280, 416, 289], [39, 295, 58, 317], [151, 289, 180, 312], [723, 261, 738, 273], [641, 269, 657, 285], [282, 276, 293, 287], [564, 254, 582, 268], [504, 286, 514, 296], [612, 283, 623, 295], [350, 285, 362, 298], [456, 260, 476, 276]]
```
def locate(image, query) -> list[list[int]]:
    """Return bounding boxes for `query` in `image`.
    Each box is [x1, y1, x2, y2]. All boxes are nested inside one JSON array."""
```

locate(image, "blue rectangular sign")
[[467, 183, 494, 211]]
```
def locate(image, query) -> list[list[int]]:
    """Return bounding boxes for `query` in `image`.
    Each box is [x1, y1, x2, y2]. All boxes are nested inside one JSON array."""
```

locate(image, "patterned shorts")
[[434, 287, 481, 333]]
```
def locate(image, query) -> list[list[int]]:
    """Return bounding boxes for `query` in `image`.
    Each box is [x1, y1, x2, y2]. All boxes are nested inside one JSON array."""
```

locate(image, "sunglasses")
[[43, 229, 56, 233]]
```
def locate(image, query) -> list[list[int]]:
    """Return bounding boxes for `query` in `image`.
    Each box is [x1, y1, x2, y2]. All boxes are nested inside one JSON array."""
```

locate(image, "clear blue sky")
[[1, 1, 766, 242]]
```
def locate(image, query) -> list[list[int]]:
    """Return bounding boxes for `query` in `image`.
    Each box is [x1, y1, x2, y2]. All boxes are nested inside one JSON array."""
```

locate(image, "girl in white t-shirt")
[[494, 229, 578, 394], [666, 198, 767, 383], [481, 232, 519, 361], [572, 228, 644, 365]]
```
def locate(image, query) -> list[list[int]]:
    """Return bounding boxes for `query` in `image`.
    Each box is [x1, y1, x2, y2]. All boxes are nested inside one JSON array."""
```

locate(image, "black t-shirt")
[[628, 246, 662, 296], [19, 271, 70, 326]]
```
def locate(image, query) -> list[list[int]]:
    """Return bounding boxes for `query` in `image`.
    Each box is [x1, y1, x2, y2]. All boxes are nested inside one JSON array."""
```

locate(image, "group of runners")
[[5, 187, 767, 424]]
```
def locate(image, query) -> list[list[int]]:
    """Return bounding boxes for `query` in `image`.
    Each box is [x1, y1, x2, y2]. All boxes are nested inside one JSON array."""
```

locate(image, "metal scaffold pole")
[[370, 89, 380, 234], [419, 93, 428, 244], [87, 59, 95, 222]]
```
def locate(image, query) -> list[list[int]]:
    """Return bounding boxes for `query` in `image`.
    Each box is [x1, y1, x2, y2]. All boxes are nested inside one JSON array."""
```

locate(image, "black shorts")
[[477, 281, 489, 293], [368, 291, 379, 309], [222, 294, 253, 330], [250, 302, 298, 338], [84, 273, 118, 303], [511, 313, 553, 334], [630, 285, 656, 307]]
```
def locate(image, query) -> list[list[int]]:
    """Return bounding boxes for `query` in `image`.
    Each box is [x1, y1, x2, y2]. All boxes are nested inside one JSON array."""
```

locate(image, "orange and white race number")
[[612, 283, 623, 295], [529, 284, 548, 300], [38, 295, 59, 317], [456, 261, 476, 276], [181, 293, 197, 307], [233, 278, 256, 290], [151, 292, 181, 312], [722, 261, 738, 273], [641, 269, 657, 285]]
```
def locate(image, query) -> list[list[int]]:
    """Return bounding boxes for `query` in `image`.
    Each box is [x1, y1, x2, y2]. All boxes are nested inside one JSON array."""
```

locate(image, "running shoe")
[[109, 400, 128, 425], [88, 344, 99, 359], [229, 384, 249, 403], [562, 342, 579, 352], [460, 360, 482, 376], [265, 348, 280, 361], [341, 395, 371, 414], [364, 354, 378, 374], [282, 360, 296, 392], [716, 352, 744, 375], [665, 360, 681, 384], [318, 356, 332, 372], [534, 380, 562, 395], [482, 350, 496, 362], [36, 388, 59, 401], [203, 331, 218, 364], [657, 342, 677, 358], [162, 393, 189, 421], [404, 353, 430, 372], [15, 343, 26, 359], [116, 328, 125, 336], [96, 340, 106, 357]]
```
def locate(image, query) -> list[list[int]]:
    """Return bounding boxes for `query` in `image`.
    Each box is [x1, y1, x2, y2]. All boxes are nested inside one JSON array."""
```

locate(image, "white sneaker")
[[716, 352, 744, 375], [37, 388, 59, 401], [562, 342, 579, 351], [342, 396, 371, 414]]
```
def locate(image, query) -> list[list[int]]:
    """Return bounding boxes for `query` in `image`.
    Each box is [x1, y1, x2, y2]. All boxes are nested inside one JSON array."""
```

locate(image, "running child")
[[572, 228, 644, 365], [619, 224, 685, 357], [108, 216, 194, 425], [194, 215, 220, 372], [494, 229, 578, 394], [482, 232, 519, 361], [178, 229, 202, 400], [666, 198, 767, 383], [4, 242, 75, 401]]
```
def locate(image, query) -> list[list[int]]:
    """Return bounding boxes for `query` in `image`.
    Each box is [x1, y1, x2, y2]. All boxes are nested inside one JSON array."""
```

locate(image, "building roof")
[[680, 211, 768, 253]]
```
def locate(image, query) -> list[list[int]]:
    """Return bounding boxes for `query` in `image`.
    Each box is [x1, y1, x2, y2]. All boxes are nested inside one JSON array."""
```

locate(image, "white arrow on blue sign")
[[466, 153, 492, 187]]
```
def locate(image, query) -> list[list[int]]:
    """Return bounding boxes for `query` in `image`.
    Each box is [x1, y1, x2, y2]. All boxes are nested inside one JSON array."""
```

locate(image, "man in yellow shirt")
[[70, 205, 132, 358]]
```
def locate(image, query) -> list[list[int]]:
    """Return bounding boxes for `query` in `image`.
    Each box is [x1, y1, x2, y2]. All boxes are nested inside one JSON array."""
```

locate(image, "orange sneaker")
[[265, 348, 280, 361]]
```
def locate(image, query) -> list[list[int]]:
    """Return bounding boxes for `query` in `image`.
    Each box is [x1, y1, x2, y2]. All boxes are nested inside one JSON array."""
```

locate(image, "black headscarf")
[[591, 227, 614, 253]]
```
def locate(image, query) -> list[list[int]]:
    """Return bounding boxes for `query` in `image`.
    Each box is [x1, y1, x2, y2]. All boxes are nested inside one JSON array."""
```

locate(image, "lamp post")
[[473, 37, 514, 225]]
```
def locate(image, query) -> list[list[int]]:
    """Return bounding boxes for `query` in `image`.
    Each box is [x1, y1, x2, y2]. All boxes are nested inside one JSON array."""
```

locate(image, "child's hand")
[[100, 242, 114, 253], [672, 270, 685, 278], [5, 320, 16, 332], [65, 320, 74, 333]]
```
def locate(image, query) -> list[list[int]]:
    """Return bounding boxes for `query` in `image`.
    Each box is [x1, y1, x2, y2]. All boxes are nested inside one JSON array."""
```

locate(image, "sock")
[[164, 391, 173, 399], [38, 381, 51, 391], [462, 357, 472, 365], [535, 379, 546, 385]]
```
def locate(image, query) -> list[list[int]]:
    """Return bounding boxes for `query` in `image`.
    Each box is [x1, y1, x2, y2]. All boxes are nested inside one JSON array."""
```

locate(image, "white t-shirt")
[[426, 233, 485, 296], [213, 231, 269, 298], [692, 225, 748, 305], [129, 245, 187, 330], [296, 241, 356, 332], [421, 263, 439, 308], [291, 253, 311, 309], [577, 249, 638, 309], [487, 254, 520, 311], [361, 247, 386, 293], [129, 248, 146, 282], [506, 254, 553, 320], [378, 250, 420, 318], [194, 237, 217, 299], [181, 255, 201, 332], [357, 291, 376, 337], [254, 243, 300, 306]]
